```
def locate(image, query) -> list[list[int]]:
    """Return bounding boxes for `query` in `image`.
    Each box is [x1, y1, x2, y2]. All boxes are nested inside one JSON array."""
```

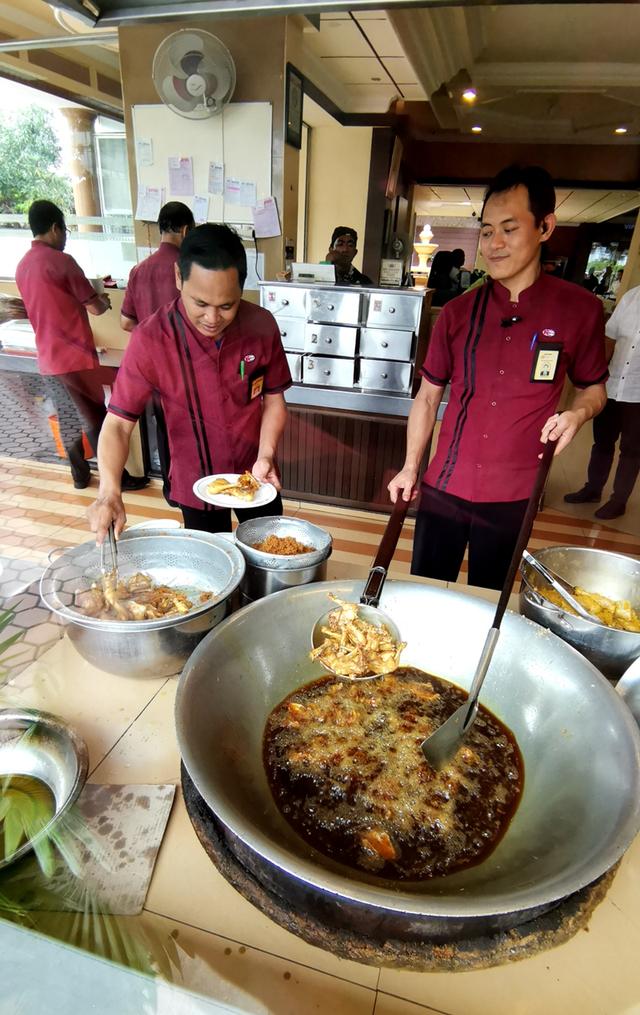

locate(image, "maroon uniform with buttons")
[[412, 273, 608, 589], [108, 297, 292, 509], [16, 240, 98, 374], [120, 244, 180, 325], [422, 274, 608, 501]]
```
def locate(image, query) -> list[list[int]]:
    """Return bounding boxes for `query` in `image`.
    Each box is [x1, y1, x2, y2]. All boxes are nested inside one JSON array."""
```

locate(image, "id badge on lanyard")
[[531, 342, 562, 383]]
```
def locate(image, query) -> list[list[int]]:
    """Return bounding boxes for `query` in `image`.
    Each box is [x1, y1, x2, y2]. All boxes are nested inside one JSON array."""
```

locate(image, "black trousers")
[[180, 492, 283, 533], [586, 398, 640, 505], [43, 368, 113, 485], [412, 485, 528, 591]]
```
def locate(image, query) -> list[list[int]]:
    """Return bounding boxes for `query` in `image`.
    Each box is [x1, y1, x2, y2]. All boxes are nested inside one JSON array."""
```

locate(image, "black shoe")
[[121, 474, 150, 491], [594, 499, 626, 520], [564, 486, 601, 504], [73, 474, 91, 490]]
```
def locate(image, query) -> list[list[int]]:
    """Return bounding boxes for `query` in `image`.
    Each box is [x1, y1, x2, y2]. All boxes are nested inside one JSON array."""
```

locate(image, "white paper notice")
[[224, 177, 242, 205], [252, 196, 281, 239], [136, 137, 154, 167], [193, 195, 209, 224], [240, 180, 257, 207], [168, 155, 194, 196], [134, 184, 163, 222], [208, 161, 224, 195]]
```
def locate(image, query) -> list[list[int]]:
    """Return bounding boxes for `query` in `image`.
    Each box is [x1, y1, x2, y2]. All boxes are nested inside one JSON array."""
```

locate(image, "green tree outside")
[[0, 105, 74, 215]]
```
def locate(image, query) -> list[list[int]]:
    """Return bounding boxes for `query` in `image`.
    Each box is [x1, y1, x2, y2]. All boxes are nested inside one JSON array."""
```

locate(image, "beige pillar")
[[60, 108, 102, 232]]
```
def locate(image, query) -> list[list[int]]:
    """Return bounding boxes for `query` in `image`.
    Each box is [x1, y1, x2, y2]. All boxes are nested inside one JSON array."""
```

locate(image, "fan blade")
[[196, 59, 233, 101], [161, 75, 199, 112], [166, 31, 206, 74]]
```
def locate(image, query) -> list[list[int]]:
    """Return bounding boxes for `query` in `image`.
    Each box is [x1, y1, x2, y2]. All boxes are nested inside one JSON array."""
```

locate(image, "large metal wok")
[[175, 580, 640, 939]]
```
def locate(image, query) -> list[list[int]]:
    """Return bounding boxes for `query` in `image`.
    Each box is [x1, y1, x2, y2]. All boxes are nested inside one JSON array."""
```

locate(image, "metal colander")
[[40, 530, 246, 632], [234, 516, 332, 571]]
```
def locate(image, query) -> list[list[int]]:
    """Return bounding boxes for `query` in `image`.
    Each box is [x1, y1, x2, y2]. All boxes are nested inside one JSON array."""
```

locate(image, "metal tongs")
[[100, 523, 127, 619], [521, 549, 605, 626]]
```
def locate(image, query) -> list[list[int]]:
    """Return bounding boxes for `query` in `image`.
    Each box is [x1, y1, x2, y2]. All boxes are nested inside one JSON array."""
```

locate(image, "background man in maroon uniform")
[[89, 224, 291, 542], [120, 200, 195, 501], [389, 165, 608, 590], [15, 200, 147, 490]]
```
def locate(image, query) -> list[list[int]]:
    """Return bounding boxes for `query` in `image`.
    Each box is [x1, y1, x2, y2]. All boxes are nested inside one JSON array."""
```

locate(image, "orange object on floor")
[[48, 416, 93, 459]]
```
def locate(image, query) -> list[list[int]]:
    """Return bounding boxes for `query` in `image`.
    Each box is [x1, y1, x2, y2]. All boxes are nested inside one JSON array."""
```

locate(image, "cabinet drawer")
[[359, 359, 412, 393], [286, 352, 303, 383], [359, 327, 413, 361], [261, 285, 307, 319], [365, 293, 422, 331], [303, 356, 355, 388], [308, 290, 362, 325], [304, 324, 358, 357], [277, 318, 306, 351]]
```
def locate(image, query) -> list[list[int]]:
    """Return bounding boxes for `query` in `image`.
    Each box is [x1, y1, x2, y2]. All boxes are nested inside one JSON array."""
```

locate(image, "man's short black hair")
[[481, 165, 556, 226], [28, 200, 65, 237], [330, 226, 358, 247], [177, 223, 247, 289], [158, 201, 195, 235]]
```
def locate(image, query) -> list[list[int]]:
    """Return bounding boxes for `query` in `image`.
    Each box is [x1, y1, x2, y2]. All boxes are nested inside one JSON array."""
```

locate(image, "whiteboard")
[[131, 102, 272, 226]]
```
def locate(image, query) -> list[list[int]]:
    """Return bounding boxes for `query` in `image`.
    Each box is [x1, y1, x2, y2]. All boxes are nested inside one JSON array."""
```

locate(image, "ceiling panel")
[[413, 185, 639, 224], [318, 56, 391, 85], [304, 20, 371, 59], [354, 18, 406, 57]]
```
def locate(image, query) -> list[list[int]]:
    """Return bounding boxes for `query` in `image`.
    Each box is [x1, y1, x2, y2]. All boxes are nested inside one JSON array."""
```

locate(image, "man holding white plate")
[[88, 224, 291, 542]]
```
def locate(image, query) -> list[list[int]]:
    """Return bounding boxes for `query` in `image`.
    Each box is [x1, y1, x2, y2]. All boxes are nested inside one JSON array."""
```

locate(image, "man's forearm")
[[258, 395, 287, 459], [403, 396, 438, 471], [97, 414, 133, 494], [566, 383, 607, 428]]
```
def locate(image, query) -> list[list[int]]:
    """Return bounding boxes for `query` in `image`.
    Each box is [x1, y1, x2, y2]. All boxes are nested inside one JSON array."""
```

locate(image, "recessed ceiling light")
[[471, 125, 483, 133], [615, 126, 628, 134], [462, 88, 477, 103]]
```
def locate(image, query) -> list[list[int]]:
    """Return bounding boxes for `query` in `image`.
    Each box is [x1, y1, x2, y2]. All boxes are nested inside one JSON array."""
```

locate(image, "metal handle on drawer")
[[388, 307, 396, 314], [381, 341, 388, 348], [381, 372, 388, 379], [281, 330, 287, 338], [323, 369, 331, 376], [327, 303, 335, 311], [325, 337, 332, 344], [281, 299, 289, 306]]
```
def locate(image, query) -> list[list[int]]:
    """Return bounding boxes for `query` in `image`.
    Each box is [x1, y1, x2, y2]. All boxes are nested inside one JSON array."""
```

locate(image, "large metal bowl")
[[0, 708, 88, 868], [175, 580, 640, 938], [234, 516, 332, 571], [40, 529, 245, 678], [520, 546, 640, 679]]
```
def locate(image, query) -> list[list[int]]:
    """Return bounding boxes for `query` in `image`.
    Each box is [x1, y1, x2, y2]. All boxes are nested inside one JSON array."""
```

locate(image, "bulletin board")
[[131, 102, 273, 226]]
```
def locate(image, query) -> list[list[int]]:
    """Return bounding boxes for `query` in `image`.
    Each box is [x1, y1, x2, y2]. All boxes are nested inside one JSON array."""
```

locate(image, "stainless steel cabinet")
[[260, 282, 426, 398]]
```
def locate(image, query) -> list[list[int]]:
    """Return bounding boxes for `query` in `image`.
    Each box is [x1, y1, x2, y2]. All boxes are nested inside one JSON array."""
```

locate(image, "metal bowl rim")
[[234, 517, 333, 570], [176, 579, 640, 918], [40, 532, 246, 633], [0, 707, 89, 868]]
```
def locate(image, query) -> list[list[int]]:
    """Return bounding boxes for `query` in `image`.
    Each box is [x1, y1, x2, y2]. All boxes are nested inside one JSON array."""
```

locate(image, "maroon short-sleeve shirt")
[[120, 243, 179, 324], [421, 274, 608, 502], [109, 297, 292, 508], [15, 241, 98, 375]]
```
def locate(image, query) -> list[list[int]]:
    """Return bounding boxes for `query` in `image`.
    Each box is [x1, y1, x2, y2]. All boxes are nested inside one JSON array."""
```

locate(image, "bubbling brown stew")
[[264, 667, 524, 880]]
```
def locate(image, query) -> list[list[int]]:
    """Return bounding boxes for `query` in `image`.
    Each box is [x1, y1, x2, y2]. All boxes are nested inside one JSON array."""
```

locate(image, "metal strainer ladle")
[[311, 497, 409, 680]]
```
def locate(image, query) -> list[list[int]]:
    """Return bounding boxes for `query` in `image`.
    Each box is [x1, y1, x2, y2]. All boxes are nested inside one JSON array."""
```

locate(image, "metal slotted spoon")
[[420, 440, 556, 770], [310, 496, 409, 680]]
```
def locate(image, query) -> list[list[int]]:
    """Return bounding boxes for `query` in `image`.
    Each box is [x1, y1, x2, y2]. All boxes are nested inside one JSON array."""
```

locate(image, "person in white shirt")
[[565, 283, 640, 519]]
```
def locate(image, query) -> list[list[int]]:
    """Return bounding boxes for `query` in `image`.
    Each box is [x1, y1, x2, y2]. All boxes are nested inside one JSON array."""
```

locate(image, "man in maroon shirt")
[[120, 201, 194, 330], [88, 224, 291, 541], [389, 166, 608, 590], [120, 201, 195, 501], [16, 200, 148, 491]]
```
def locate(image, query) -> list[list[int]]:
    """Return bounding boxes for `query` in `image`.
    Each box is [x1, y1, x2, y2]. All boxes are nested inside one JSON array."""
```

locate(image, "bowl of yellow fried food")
[[520, 546, 640, 679]]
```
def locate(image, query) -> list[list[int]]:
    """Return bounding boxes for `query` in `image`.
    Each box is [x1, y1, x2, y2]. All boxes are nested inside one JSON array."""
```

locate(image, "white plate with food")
[[193, 472, 277, 509]]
